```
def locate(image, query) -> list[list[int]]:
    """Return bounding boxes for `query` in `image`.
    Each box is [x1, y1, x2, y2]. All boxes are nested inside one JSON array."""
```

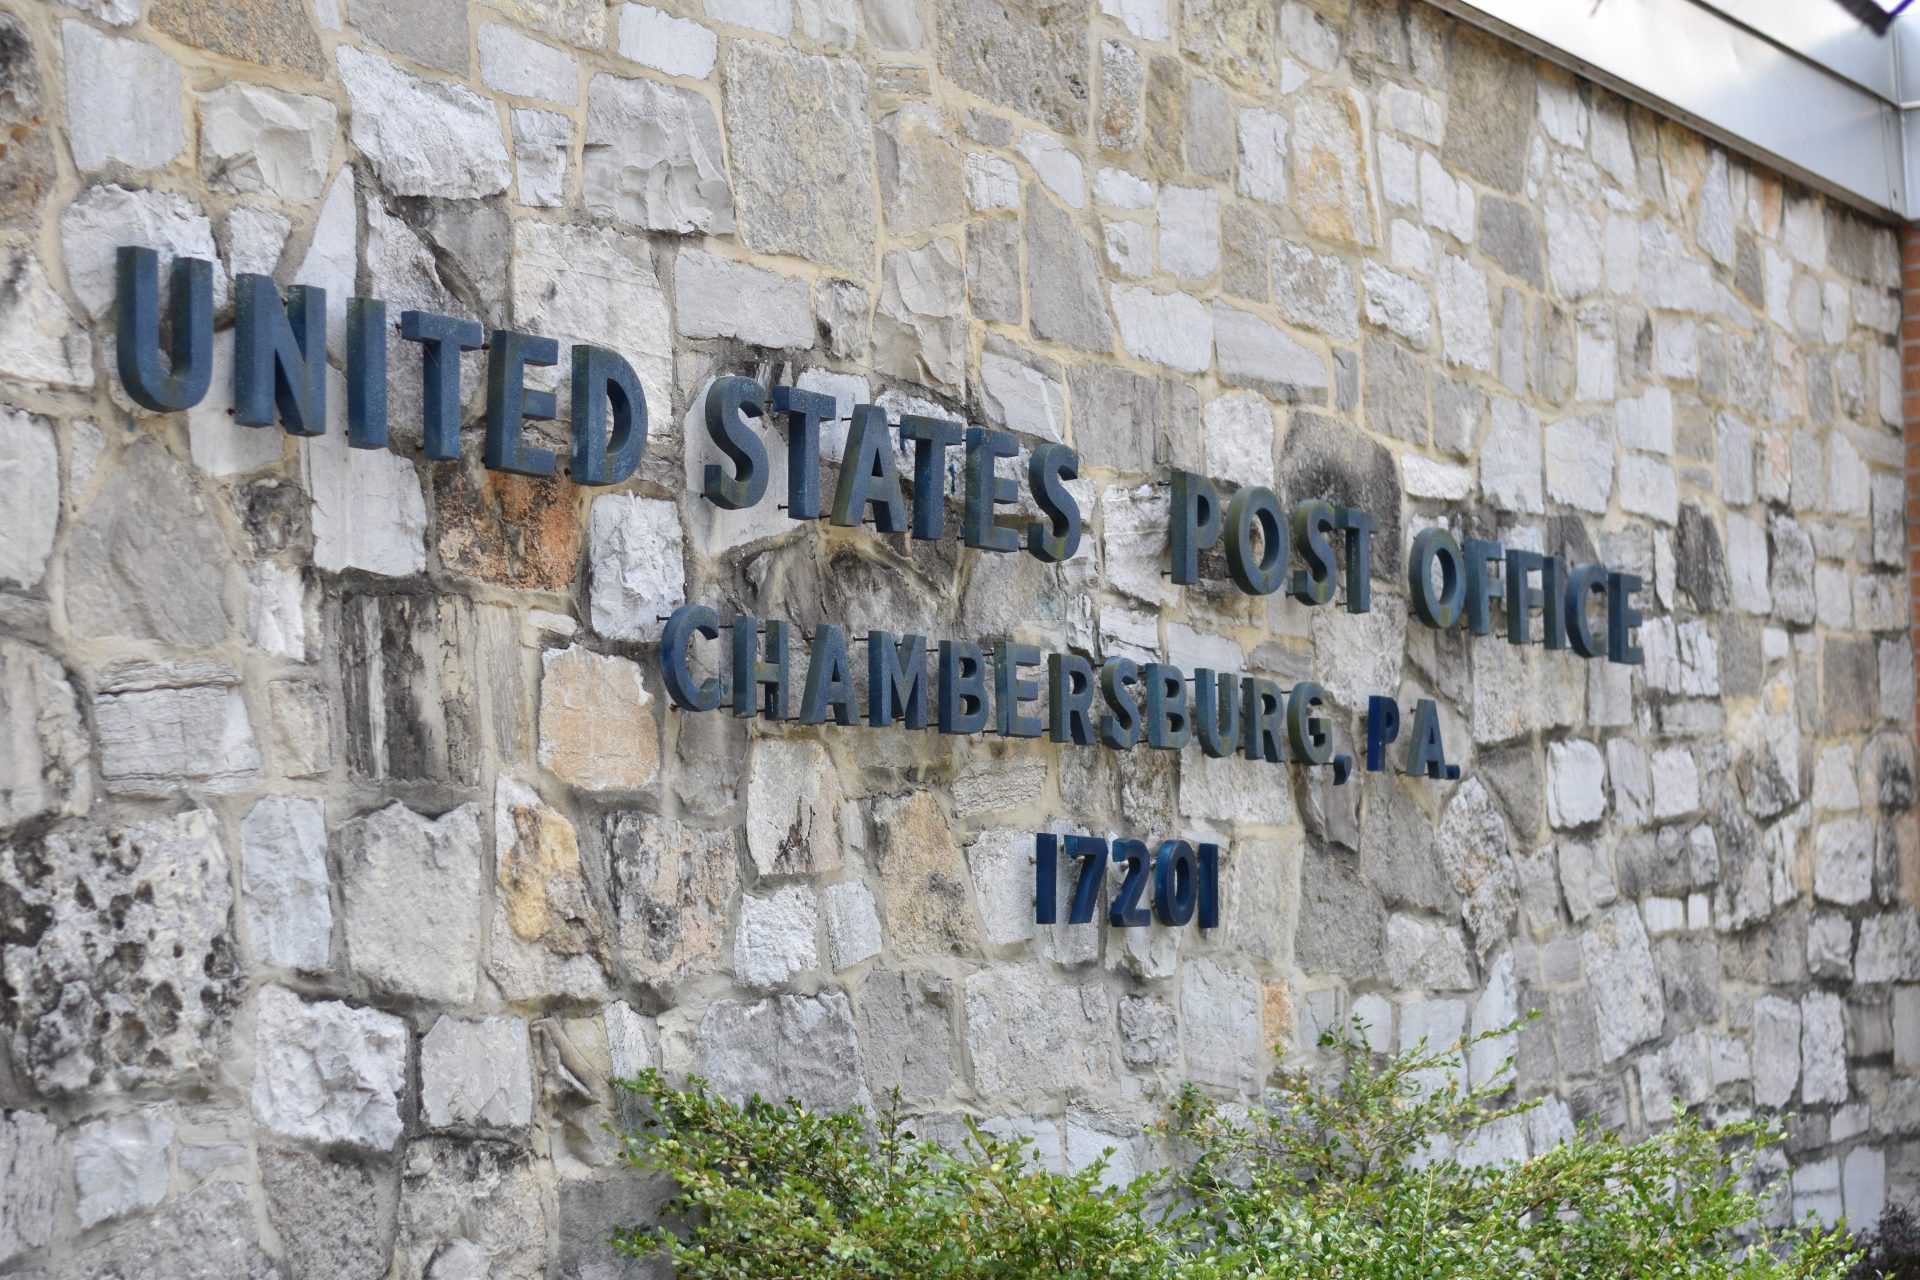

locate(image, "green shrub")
[[613, 1020, 1857, 1279]]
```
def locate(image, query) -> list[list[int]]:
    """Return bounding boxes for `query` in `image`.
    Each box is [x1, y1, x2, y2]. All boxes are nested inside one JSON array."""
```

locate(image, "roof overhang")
[[1426, 0, 1920, 223]]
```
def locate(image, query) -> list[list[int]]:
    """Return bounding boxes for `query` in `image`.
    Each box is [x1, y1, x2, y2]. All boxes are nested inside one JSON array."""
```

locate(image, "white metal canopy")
[[1428, 0, 1920, 222]]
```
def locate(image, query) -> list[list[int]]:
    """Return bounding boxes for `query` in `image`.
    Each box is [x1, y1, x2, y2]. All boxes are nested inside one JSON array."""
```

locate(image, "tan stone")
[[149, 0, 324, 77], [1291, 88, 1376, 248], [488, 781, 612, 1002], [1261, 979, 1292, 1058], [266, 678, 333, 779], [873, 792, 979, 957], [537, 646, 659, 792], [434, 465, 583, 591], [611, 812, 738, 985], [1179, 0, 1274, 94]]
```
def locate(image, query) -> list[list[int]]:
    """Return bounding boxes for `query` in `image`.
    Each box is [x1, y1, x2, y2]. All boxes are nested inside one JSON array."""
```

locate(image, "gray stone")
[[1362, 259, 1430, 346], [965, 963, 1115, 1097], [1753, 994, 1801, 1107], [1802, 990, 1849, 1105], [874, 237, 967, 393], [1276, 409, 1402, 565], [259, 1145, 397, 1280], [1436, 777, 1516, 955], [676, 250, 811, 349], [1181, 959, 1264, 1092], [725, 42, 874, 273], [980, 337, 1066, 440], [64, 441, 233, 645], [584, 73, 733, 234], [1157, 183, 1218, 278], [1386, 914, 1474, 989], [488, 780, 614, 1003], [1857, 911, 1920, 983], [1444, 27, 1531, 193], [336, 46, 509, 196], [0, 640, 88, 828], [240, 795, 331, 971], [252, 984, 407, 1149], [815, 279, 871, 360], [696, 990, 867, 1110], [0, 1109, 60, 1265], [1272, 238, 1358, 340], [735, 885, 820, 987], [1481, 397, 1543, 513], [1217, 301, 1329, 400], [1431, 372, 1486, 456], [350, 0, 469, 71], [1815, 816, 1874, 906], [1557, 840, 1616, 922], [73, 1104, 173, 1228], [1579, 903, 1665, 1062], [339, 801, 486, 1003], [301, 401, 428, 578], [1295, 841, 1385, 976], [859, 970, 954, 1098], [1544, 414, 1613, 514], [62, 21, 184, 172], [1824, 637, 1879, 735], [1068, 364, 1176, 472], [394, 1139, 546, 1279], [199, 82, 335, 199], [4, 810, 237, 1095], [512, 107, 569, 207], [1027, 184, 1113, 352], [1477, 195, 1543, 288], [422, 1015, 535, 1129], [1362, 335, 1427, 444], [935, 0, 1089, 134], [967, 219, 1023, 324], [824, 881, 881, 969], [58, 1178, 279, 1278], [0, 245, 91, 391]]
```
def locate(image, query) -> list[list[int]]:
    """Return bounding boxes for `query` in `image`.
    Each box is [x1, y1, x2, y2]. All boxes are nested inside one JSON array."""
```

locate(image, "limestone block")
[[337, 46, 509, 197], [724, 42, 873, 272], [349, 0, 470, 71], [1363, 260, 1431, 346], [199, 82, 335, 199], [60, 182, 223, 319], [824, 881, 882, 968], [1580, 904, 1666, 1062], [513, 219, 673, 429], [0, 245, 91, 389], [65, 440, 234, 644], [965, 964, 1114, 1097], [1291, 89, 1375, 246], [873, 790, 979, 956], [1157, 184, 1219, 279], [878, 105, 965, 235], [59, 1178, 279, 1277], [252, 986, 406, 1149], [611, 811, 737, 985], [303, 395, 428, 578], [979, 337, 1066, 439], [339, 802, 484, 1003], [394, 1140, 546, 1278], [422, 1016, 534, 1129], [874, 237, 966, 393], [1801, 990, 1848, 1105], [935, 0, 1090, 134], [0, 412, 55, 590], [1386, 915, 1474, 989], [0, 13, 54, 228], [1202, 391, 1275, 488], [1546, 739, 1606, 829], [489, 778, 613, 1001], [1814, 817, 1873, 906], [696, 991, 867, 1111], [73, 1105, 174, 1228], [676, 249, 813, 348], [258, 1146, 397, 1280], [1272, 239, 1358, 341], [1436, 777, 1517, 955], [1215, 301, 1327, 400], [583, 72, 732, 233], [1028, 184, 1113, 352], [539, 645, 659, 791], [0, 641, 87, 829], [618, 4, 717, 76], [62, 21, 184, 172], [241, 795, 331, 971], [1480, 397, 1543, 514], [735, 885, 820, 988], [746, 739, 846, 877], [478, 23, 577, 103], [94, 660, 260, 797], [0, 1109, 59, 1264], [1543, 413, 1613, 513], [587, 494, 686, 646]]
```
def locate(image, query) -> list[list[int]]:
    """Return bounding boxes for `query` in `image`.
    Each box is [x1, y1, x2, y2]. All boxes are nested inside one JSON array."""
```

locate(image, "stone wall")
[[1, 0, 1916, 1272]]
